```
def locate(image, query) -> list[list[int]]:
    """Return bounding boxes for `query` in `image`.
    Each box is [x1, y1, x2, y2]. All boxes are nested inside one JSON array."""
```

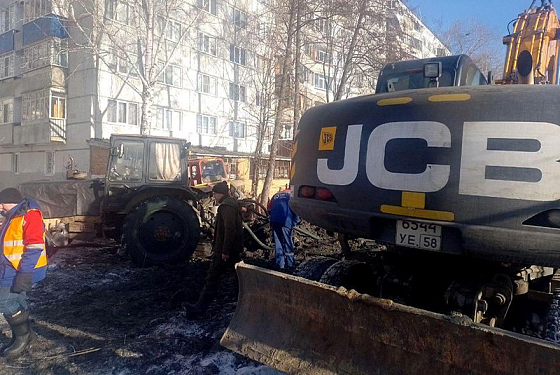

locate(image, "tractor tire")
[[319, 260, 377, 295], [122, 195, 200, 267], [294, 256, 338, 281]]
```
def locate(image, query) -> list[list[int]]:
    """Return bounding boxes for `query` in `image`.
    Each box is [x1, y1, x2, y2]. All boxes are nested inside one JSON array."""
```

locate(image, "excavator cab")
[[376, 54, 487, 93]]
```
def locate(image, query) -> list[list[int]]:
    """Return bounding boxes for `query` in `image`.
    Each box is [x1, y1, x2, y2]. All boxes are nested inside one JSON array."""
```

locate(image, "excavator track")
[[221, 262, 560, 375]]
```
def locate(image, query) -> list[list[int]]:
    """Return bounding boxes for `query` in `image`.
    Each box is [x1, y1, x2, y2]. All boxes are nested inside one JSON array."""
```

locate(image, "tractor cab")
[[105, 134, 191, 212]]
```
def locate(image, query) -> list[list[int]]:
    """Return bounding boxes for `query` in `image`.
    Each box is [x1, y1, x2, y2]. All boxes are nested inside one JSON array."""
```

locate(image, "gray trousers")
[[0, 287, 27, 315]]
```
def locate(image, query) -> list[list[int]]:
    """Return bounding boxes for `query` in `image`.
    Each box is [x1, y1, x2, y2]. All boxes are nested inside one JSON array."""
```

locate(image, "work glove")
[[11, 272, 33, 293]]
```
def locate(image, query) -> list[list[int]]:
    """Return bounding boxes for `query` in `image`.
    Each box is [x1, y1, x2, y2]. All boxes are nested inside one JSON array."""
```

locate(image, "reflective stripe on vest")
[[2, 211, 47, 270]]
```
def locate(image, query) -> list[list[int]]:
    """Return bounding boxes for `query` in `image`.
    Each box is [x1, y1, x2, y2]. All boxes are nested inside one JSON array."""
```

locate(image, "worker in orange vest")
[[0, 188, 47, 358]]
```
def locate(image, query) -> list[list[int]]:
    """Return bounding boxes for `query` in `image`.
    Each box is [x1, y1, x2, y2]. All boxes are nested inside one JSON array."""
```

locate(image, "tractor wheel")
[[319, 260, 377, 295], [122, 196, 200, 267], [294, 256, 338, 281]]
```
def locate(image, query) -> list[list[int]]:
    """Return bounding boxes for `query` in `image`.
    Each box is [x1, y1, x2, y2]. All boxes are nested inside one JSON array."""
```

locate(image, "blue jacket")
[[269, 192, 300, 227]]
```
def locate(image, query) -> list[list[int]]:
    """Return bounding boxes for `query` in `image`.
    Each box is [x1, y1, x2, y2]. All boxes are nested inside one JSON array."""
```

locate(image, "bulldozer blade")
[[221, 262, 560, 375]]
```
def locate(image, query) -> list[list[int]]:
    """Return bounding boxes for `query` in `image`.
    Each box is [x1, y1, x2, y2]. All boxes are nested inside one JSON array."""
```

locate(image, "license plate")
[[396, 220, 442, 251]]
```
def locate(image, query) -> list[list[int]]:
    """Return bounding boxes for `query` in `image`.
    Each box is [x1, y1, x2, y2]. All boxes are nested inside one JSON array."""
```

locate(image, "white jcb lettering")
[[366, 121, 451, 192], [317, 124, 362, 185], [459, 121, 560, 201]]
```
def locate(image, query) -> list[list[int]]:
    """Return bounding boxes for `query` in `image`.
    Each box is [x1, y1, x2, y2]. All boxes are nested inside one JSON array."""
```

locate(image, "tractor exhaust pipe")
[[518, 50, 534, 84]]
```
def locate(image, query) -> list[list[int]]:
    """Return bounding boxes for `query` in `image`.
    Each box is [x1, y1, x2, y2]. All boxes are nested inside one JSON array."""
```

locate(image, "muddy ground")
[[0, 223, 343, 375]]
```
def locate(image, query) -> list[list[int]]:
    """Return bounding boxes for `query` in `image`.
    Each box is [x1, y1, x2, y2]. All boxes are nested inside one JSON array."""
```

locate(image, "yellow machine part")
[[503, 5, 560, 83], [221, 262, 560, 375]]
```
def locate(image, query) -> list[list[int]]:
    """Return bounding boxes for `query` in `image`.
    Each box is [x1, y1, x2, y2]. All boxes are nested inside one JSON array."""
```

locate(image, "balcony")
[[23, 14, 68, 46], [13, 118, 66, 145]]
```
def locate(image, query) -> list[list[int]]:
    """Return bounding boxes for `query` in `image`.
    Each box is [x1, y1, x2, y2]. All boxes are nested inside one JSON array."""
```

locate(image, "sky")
[[406, 0, 535, 35]]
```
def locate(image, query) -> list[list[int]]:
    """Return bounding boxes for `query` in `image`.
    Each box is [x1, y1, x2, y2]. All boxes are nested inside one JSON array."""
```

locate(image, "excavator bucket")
[[221, 262, 560, 375]]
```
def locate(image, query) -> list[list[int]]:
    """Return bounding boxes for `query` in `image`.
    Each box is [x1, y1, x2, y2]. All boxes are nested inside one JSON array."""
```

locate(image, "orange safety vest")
[[2, 209, 47, 271]]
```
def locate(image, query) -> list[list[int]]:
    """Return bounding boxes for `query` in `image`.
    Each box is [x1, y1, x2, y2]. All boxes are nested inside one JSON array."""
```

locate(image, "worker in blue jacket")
[[268, 190, 301, 269]]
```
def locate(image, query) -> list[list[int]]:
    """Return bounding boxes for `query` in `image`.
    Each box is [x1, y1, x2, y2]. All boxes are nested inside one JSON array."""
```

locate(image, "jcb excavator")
[[221, 2, 560, 374]]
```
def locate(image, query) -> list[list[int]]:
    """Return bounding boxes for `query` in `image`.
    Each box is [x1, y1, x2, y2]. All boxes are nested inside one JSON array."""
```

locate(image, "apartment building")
[[0, 0, 448, 188]]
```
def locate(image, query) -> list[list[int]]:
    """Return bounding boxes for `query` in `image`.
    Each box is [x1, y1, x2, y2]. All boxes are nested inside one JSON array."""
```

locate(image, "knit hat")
[[0, 188, 23, 204], [212, 181, 229, 195]]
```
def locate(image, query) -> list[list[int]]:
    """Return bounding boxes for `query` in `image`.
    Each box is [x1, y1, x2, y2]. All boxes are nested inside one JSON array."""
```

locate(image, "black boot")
[[184, 287, 216, 318], [3, 310, 36, 358]]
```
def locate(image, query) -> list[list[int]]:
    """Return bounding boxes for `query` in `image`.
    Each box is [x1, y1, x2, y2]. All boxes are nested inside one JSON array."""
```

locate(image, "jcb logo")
[[315, 121, 560, 202], [319, 127, 337, 150]]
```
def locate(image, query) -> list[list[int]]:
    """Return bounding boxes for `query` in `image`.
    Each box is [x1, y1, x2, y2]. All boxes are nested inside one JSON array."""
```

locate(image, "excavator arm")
[[503, 0, 560, 83]]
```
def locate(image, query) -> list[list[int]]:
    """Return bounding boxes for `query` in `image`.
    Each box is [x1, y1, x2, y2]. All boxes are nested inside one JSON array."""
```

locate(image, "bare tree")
[[441, 19, 503, 78], [258, 0, 298, 206], [60, 0, 200, 134]]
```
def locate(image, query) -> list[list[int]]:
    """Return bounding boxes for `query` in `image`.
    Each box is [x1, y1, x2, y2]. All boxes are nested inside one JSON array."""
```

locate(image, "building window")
[[0, 53, 13, 80], [106, 99, 138, 125], [118, 102, 127, 123], [229, 121, 246, 138], [229, 44, 246, 65], [229, 83, 246, 102], [257, 21, 271, 40], [0, 98, 13, 124], [314, 72, 330, 90], [156, 108, 181, 130], [105, 0, 129, 24], [256, 91, 262, 106], [157, 63, 182, 87], [256, 54, 269, 72], [281, 124, 293, 139], [314, 18, 326, 33], [196, 0, 217, 15], [23, 39, 68, 71], [196, 114, 216, 134], [197, 32, 217, 55], [231, 7, 247, 28], [274, 160, 290, 178], [316, 49, 329, 63], [157, 17, 182, 42], [197, 73, 217, 95], [11, 153, 19, 174], [45, 151, 55, 175], [24, 0, 52, 23], [50, 93, 66, 119], [108, 48, 137, 76], [129, 103, 138, 125], [0, 3, 15, 33], [403, 34, 422, 50], [52, 39, 68, 67], [22, 89, 64, 121], [224, 157, 237, 178]]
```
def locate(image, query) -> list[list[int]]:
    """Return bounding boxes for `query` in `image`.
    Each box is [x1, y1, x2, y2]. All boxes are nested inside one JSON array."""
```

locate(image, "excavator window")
[[460, 61, 488, 86], [376, 55, 488, 93], [384, 67, 456, 92]]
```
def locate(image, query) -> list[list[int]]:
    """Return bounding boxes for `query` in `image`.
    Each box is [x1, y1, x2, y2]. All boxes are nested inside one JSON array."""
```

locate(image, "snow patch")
[[152, 317, 205, 337], [199, 351, 283, 375]]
